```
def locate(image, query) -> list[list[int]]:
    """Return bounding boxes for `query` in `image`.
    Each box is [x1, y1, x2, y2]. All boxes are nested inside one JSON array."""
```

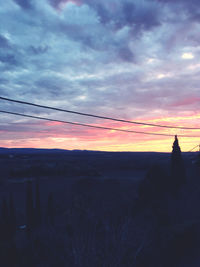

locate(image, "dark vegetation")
[[0, 137, 200, 266]]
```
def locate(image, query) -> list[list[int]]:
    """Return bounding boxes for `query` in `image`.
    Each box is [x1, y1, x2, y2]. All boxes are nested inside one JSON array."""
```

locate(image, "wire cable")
[[0, 96, 199, 130], [188, 145, 199, 152], [0, 109, 199, 138]]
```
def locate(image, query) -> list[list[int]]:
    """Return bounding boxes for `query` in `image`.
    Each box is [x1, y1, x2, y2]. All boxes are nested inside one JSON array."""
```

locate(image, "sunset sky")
[[0, 0, 200, 152]]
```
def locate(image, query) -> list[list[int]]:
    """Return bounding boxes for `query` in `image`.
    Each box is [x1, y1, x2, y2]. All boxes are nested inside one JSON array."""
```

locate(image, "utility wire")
[[0, 109, 199, 138], [188, 145, 199, 152], [0, 96, 199, 130]]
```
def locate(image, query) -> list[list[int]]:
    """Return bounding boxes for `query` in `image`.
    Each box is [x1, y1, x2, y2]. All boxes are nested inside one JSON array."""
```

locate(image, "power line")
[[188, 145, 198, 152], [0, 96, 199, 130], [188, 144, 200, 152], [0, 109, 199, 138]]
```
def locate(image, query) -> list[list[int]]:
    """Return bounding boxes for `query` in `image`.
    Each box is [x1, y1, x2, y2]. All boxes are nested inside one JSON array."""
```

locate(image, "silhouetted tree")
[[35, 178, 41, 227], [26, 181, 34, 233], [171, 135, 186, 194], [47, 192, 54, 226]]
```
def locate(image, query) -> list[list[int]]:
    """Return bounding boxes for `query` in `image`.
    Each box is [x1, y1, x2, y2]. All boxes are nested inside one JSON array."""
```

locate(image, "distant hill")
[[0, 147, 198, 162], [0, 147, 69, 155], [0, 147, 170, 156]]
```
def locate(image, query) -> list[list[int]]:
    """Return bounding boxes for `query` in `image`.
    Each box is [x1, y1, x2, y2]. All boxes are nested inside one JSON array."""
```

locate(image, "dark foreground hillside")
[[0, 146, 200, 267]]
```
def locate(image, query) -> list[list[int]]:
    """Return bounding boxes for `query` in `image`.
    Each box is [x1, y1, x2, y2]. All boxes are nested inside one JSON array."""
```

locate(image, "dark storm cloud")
[[155, 0, 200, 21], [123, 2, 136, 24], [29, 45, 49, 55], [81, 1, 112, 24], [13, 0, 33, 9], [83, 0, 161, 31], [0, 54, 18, 66], [122, 1, 160, 29], [93, 3, 110, 24], [0, 78, 9, 85], [34, 78, 68, 98], [118, 47, 134, 62], [48, 0, 60, 8], [156, 0, 199, 4], [0, 35, 10, 48], [48, 0, 67, 8]]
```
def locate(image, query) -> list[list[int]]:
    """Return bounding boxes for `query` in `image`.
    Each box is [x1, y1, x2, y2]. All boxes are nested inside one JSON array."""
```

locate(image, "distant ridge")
[[0, 147, 172, 155], [0, 147, 107, 155], [0, 147, 68, 155]]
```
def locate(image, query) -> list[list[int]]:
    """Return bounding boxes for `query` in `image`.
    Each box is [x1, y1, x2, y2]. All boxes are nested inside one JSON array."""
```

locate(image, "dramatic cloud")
[[13, 0, 33, 9], [0, 0, 200, 151]]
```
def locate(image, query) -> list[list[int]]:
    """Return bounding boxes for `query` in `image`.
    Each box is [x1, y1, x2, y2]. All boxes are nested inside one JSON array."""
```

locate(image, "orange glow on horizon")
[[1, 114, 199, 152]]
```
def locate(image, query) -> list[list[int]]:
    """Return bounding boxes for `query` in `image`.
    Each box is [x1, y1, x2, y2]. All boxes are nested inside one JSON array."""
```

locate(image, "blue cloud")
[[0, 0, 200, 127], [0, 54, 18, 65], [13, 0, 33, 9], [29, 45, 49, 55], [0, 35, 10, 48]]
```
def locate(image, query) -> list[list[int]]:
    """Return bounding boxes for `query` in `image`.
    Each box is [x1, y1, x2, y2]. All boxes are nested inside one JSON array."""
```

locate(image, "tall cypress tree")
[[171, 135, 186, 193]]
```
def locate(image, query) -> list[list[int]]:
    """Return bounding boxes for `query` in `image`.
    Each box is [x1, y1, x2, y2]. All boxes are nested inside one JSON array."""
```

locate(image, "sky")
[[0, 0, 200, 152]]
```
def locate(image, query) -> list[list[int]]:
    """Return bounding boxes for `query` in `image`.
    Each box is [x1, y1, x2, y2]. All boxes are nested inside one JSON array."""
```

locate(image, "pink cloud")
[[171, 97, 200, 107], [58, 0, 82, 9], [0, 114, 199, 152]]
